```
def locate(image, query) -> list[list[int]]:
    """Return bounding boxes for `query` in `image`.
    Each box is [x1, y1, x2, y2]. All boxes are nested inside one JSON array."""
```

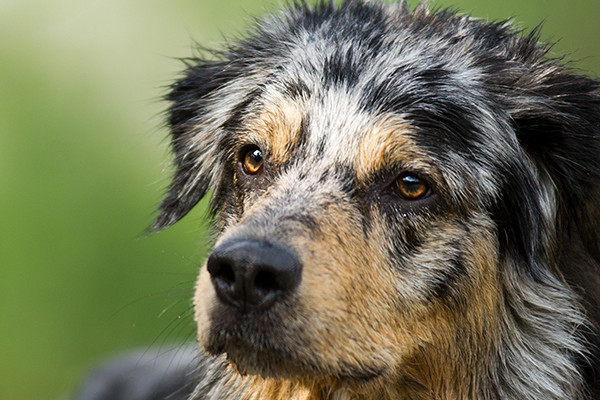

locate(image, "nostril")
[[213, 262, 235, 286], [207, 256, 242, 308], [254, 269, 279, 293]]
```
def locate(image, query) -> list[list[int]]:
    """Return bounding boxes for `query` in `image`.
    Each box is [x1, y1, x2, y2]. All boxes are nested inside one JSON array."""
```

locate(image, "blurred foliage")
[[0, 0, 597, 399]]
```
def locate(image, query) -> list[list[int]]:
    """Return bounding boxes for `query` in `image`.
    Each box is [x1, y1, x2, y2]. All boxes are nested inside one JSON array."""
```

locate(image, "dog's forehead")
[[245, 50, 493, 170], [226, 5, 524, 197], [250, 86, 428, 182], [239, 75, 508, 205]]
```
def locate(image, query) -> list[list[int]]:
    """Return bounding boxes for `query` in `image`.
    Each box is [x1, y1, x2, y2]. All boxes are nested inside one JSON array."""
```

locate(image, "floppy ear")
[[504, 56, 600, 253], [152, 60, 239, 231], [510, 71, 600, 207]]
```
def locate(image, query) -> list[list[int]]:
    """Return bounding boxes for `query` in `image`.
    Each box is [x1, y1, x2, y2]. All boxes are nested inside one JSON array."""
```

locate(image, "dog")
[[75, 1, 600, 399]]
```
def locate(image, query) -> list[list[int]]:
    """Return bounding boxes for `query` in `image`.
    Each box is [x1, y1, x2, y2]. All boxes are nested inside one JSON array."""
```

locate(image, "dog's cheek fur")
[[364, 208, 502, 392]]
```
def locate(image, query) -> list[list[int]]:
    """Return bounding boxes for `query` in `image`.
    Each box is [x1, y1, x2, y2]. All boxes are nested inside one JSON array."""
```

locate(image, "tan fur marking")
[[355, 114, 432, 183], [239, 376, 310, 400], [330, 211, 502, 399], [240, 97, 304, 167]]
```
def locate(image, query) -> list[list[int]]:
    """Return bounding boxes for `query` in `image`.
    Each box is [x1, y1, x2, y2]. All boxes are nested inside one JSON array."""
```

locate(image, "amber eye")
[[242, 146, 264, 175], [395, 173, 429, 200]]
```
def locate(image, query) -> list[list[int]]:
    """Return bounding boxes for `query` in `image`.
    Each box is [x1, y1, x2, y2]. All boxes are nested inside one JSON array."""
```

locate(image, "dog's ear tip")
[[149, 207, 184, 233], [145, 216, 170, 234], [147, 219, 168, 234], [145, 199, 180, 233]]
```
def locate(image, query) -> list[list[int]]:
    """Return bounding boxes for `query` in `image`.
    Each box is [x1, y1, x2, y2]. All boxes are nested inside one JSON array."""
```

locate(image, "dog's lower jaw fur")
[[189, 261, 587, 400]]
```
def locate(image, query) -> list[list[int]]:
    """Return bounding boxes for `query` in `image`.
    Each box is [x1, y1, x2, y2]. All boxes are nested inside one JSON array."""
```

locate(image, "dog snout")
[[206, 239, 302, 311]]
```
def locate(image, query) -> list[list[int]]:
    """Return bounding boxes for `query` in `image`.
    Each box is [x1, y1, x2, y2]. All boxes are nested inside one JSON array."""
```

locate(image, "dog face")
[[155, 1, 600, 396], [192, 92, 503, 382]]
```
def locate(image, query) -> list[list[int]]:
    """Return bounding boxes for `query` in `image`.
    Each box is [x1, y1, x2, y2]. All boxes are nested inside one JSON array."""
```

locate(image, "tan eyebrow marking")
[[241, 97, 304, 167], [355, 114, 432, 182]]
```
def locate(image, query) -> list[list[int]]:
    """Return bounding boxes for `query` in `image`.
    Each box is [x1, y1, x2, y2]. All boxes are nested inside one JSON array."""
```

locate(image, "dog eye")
[[241, 146, 264, 175], [395, 173, 430, 200]]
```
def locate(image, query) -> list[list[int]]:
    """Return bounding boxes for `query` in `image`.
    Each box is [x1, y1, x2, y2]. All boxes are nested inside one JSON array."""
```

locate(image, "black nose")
[[206, 240, 302, 311]]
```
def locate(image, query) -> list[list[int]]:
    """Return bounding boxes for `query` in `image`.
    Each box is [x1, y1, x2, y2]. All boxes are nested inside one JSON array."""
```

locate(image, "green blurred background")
[[1, 0, 598, 399]]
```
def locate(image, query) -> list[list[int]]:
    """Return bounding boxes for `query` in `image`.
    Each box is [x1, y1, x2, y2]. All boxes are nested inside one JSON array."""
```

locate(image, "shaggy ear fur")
[[506, 56, 600, 253], [494, 33, 600, 382], [152, 60, 241, 231], [510, 68, 600, 212], [476, 29, 600, 259]]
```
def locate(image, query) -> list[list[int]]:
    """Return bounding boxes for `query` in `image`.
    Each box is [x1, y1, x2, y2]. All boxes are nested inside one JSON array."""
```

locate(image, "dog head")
[[155, 1, 600, 396]]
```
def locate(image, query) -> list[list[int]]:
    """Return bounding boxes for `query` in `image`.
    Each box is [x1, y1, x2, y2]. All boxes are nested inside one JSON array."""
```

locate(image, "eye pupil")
[[242, 146, 264, 174], [396, 173, 429, 200]]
